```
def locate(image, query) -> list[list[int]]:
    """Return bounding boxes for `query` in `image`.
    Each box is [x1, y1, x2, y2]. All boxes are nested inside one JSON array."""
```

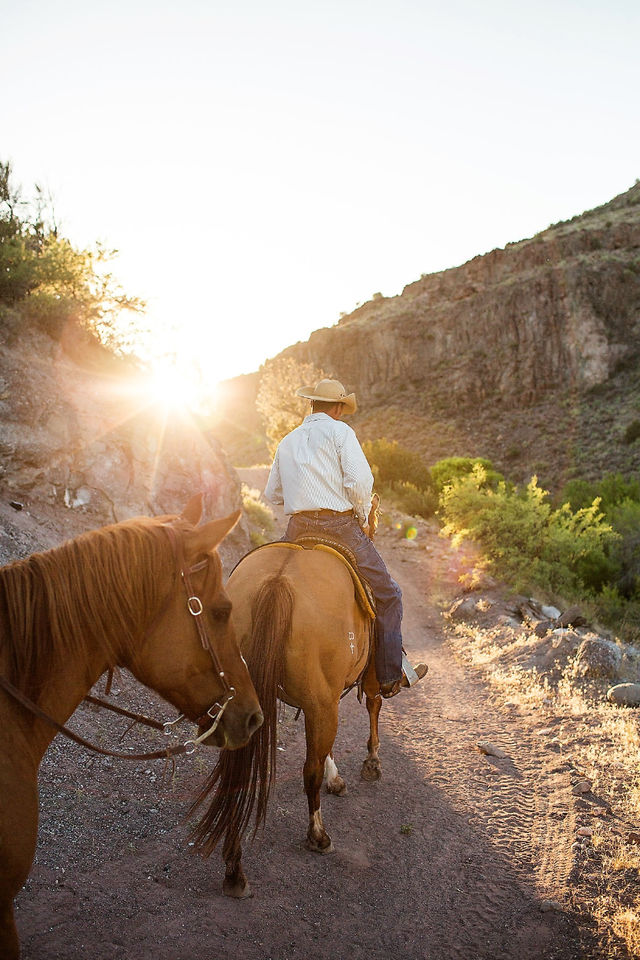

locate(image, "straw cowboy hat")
[[296, 378, 357, 415]]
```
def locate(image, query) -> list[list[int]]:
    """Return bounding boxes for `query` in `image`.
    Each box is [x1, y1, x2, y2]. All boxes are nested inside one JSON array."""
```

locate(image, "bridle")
[[160, 521, 236, 748], [0, 520, 235, 761]]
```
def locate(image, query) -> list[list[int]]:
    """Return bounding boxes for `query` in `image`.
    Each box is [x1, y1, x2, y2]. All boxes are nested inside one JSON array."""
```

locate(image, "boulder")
[[541, 605, 562, 620], [445, 596, 493, 622], [506, 597, 546, 622], [574, 636, 622, 679], [606, 683, 640, 707], [540, 630, 583, 669], [558, 605, 588, 628]]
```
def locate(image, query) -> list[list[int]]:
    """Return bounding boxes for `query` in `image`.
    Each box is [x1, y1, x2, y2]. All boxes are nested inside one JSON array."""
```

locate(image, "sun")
[[144, 357, 205, 413]]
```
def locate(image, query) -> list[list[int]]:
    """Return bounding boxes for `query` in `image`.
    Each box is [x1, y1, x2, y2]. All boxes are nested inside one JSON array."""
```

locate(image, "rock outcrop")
[[287, 183, 640, 410]]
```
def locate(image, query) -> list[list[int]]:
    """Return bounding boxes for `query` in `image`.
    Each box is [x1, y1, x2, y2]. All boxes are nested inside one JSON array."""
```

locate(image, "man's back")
[[265, 413, 373, 521]]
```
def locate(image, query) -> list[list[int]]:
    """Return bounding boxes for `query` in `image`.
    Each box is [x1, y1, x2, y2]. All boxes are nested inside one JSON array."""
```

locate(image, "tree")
[[0, 159, 144, 352], [256, 356, 325, 455], [0, 160, 39, 303]]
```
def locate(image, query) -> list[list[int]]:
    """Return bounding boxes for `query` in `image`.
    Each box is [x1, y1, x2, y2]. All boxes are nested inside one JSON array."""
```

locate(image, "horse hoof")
[[222, 879, 253, 899], [360, 758, 382, 782], [326, 776, 347, 796], [305, 837, 335, 855]]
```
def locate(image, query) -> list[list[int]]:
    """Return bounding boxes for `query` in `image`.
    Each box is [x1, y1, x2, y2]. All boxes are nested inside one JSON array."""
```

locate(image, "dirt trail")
[[14, 472, 591, 959]]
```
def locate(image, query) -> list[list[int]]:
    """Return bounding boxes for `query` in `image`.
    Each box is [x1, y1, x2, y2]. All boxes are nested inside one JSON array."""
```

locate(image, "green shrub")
[[608, 498, 640, 599], [362, 439, 438, 519], [380, 480, 438, 519], [241, 485, 275, 545], [558, 472, 640, 513], [623, 420, 640, 444], [598, 472, 640, 506], [557, 477, 598, 512], [430, 456, 503, 492], [1, 160, 143, 353], [440, 467, 618, 597], [363, 438, 434, 493]]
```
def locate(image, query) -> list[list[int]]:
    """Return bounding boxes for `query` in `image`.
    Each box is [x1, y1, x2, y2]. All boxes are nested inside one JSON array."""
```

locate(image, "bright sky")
[[3, 0, 639, 394]]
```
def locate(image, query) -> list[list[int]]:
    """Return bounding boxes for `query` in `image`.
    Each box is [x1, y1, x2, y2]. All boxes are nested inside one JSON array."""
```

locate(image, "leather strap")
[[0, 674, 191, 760]]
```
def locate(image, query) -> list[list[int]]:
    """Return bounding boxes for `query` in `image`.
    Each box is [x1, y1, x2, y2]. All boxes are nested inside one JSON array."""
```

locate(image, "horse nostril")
[[247, 710, 264, 737]]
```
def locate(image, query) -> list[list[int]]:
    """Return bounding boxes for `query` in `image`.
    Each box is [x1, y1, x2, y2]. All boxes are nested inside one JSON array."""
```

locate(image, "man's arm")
[[264, 448, 284, 505], [340, 428, 374, 525]]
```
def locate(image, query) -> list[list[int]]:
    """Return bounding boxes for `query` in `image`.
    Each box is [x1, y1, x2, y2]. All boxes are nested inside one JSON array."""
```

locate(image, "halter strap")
[[161, 521, 233, 698]]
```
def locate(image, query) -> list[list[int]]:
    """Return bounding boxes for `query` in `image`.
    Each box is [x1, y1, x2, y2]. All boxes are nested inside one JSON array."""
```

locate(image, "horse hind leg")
[[324, 752, 346, 797], [222, 832, 252, 899], [304, 710, 338, 854], [360, 693, 382, 781]]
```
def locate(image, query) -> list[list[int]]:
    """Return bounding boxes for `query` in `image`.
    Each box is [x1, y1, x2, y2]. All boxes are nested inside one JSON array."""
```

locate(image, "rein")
[[0, 520, 235, 762], [0, 674, 202, 760]]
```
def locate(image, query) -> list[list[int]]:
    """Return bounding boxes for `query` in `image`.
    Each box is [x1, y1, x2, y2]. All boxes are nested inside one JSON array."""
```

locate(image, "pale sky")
[[3, 0, 639, 393]]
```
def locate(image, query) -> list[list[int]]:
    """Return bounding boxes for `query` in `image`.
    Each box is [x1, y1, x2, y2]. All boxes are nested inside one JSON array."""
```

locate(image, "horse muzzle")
[[196, 696, 263, 750]]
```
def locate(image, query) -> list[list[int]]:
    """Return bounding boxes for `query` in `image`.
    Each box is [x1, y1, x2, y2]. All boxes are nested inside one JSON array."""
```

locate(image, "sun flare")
[[144, 358, 205, 413]]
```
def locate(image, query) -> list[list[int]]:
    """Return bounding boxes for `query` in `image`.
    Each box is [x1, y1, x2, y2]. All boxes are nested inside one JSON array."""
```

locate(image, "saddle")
[[257, 537, 376, 620]]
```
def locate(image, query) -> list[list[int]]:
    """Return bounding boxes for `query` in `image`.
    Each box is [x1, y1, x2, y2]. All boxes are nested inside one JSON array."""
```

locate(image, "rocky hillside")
[[0, 313, 249, 569], [216, 182, 640, 489]]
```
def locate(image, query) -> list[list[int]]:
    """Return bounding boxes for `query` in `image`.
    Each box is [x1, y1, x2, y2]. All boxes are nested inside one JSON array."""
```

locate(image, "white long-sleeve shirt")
[[264, 413, 373, 525]]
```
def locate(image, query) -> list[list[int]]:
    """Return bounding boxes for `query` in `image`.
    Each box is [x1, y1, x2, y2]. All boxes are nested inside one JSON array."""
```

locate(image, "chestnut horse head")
[[133, 494, 264, 749]]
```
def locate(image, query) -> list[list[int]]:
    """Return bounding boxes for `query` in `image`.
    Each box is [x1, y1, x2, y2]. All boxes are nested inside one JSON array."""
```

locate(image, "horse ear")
[[186, 509, 242, 556], [180, 493, 204, 526]]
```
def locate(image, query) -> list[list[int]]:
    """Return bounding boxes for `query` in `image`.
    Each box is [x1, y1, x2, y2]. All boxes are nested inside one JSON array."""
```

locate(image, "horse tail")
[[188, 571, 294, 856]]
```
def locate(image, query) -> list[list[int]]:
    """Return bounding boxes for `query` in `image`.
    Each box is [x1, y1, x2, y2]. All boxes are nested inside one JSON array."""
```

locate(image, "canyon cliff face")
[[216, 182, 640, 488], [0, 318, 249, 567], [286, 183, 640, 411]]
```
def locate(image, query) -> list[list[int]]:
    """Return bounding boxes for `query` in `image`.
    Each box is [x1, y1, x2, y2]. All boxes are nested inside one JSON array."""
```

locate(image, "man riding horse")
[[264, 377, 427, 699]]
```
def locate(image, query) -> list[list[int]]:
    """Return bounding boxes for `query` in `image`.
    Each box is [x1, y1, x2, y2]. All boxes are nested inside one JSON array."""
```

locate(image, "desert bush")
[[623, 420, 640, 444], [608, 499, 640, 599], [382, 481, 438, 519], [241, 485, 275, 546], [362, 439, 437, 518], [256, 356, 325, 457], [430, 456, 503, 492], [559, 472, 640, 512], [362, 438, 434, 492], [558, 474, 640, 609], [440, 466, 618, 597], [0, 160, 143, 353]]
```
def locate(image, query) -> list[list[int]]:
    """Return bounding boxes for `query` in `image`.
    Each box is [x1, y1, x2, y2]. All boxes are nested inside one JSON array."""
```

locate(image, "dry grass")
[[446, 608, 640, 957], [611, 906, 640, 952], [592, 838, 640, 958]]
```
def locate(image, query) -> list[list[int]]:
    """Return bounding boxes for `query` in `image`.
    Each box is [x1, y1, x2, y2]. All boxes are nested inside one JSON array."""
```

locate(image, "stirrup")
[[401, 653, 428, 687]]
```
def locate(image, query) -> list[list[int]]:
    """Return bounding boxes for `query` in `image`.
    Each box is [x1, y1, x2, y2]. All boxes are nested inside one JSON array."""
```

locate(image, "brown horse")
[[189, 541, 384, 898], [0, 495, 263, 959]]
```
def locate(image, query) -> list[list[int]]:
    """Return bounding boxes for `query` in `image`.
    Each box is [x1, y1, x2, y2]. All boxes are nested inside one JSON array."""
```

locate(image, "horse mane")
[[188, 566, 294, 855], [0, 517, 174, 699]]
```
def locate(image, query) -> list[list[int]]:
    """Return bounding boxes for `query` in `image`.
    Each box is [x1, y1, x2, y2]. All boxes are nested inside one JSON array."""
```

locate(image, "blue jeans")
[[283, 513, 403, 684]]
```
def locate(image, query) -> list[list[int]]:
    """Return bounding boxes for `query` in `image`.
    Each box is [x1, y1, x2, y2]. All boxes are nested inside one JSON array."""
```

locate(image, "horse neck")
[[0, 607, 110, 765], [0, 524, 166, 759]]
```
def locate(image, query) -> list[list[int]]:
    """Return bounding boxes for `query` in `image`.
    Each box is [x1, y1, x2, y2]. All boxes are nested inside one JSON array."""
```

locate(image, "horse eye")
[[210, 601, 232, 622]]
